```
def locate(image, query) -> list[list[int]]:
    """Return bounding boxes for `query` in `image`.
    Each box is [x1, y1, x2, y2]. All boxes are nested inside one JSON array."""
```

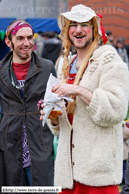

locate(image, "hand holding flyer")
[[40, 73, 73, 126]]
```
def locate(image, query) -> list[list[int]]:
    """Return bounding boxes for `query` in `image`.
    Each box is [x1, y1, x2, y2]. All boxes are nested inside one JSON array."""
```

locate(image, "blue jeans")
[[23, 166, 31, 186]]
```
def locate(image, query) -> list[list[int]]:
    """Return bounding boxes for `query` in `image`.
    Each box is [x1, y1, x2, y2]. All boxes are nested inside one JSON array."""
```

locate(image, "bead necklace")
[[10, 60, 24, 89]]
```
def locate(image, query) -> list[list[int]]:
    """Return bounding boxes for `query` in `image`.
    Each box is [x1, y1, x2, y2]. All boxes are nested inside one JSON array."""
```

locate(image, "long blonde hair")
[[62, 17, 102, 114]]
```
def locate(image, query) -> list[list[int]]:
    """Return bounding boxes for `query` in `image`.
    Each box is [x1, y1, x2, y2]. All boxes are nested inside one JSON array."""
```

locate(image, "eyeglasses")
[[69, 22, 91, 29]]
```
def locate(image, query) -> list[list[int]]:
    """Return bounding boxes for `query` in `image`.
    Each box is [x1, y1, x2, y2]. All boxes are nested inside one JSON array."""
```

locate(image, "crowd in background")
[[0, 18, 129, 192], [106, 30, 129, 68], [34, 30, 129, 70]]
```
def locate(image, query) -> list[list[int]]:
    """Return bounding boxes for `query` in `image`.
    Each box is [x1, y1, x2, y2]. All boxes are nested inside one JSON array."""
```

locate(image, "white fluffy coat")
[[48, 45, 129, 189]]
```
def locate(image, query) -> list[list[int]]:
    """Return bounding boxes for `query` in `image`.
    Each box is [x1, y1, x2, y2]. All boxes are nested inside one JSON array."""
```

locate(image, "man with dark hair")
[[106, 30, 114, 45], [40, 4, 129, 194], [41, 31, 62, 65], [116, 37, 129, 66], [0, 19, 56, 187]]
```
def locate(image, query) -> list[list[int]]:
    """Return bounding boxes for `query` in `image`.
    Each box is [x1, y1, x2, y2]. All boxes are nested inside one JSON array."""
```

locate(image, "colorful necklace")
[[10, 60, 24, 89]]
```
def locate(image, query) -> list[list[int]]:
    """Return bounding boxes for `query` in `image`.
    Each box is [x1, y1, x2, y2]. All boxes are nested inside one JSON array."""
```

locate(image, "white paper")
[[42, 73, 73, 126]]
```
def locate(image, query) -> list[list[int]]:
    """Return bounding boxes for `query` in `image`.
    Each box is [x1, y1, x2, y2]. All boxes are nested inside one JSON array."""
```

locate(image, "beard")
[[75, 39, 92, 49], [11, 42, 33, 61], [11, 42, 14, 50], [71, 39, 92, 49], [69, 35, 93, 50]]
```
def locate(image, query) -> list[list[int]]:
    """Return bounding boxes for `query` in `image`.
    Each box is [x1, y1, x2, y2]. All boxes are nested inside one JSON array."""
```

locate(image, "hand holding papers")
[[39, 73, 73, 126]]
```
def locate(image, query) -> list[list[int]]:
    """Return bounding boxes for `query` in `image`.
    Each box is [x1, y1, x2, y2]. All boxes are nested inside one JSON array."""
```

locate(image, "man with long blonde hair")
[[40, 4, 129, 194]]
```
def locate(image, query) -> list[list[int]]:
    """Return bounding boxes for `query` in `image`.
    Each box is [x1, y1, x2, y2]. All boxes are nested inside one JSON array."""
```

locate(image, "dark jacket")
[[42, 38, 62, 65], [0, 51, 56, 187]]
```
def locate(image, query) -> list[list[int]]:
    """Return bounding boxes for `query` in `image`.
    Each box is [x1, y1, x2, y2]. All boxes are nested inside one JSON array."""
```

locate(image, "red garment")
[[67, 73, 76, 125], [12, 60, 30, 80], [60, 182, 119, 194]]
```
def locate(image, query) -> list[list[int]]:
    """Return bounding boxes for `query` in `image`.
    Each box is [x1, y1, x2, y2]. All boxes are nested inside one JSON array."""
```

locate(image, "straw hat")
[[58, 4, 102, 36]]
